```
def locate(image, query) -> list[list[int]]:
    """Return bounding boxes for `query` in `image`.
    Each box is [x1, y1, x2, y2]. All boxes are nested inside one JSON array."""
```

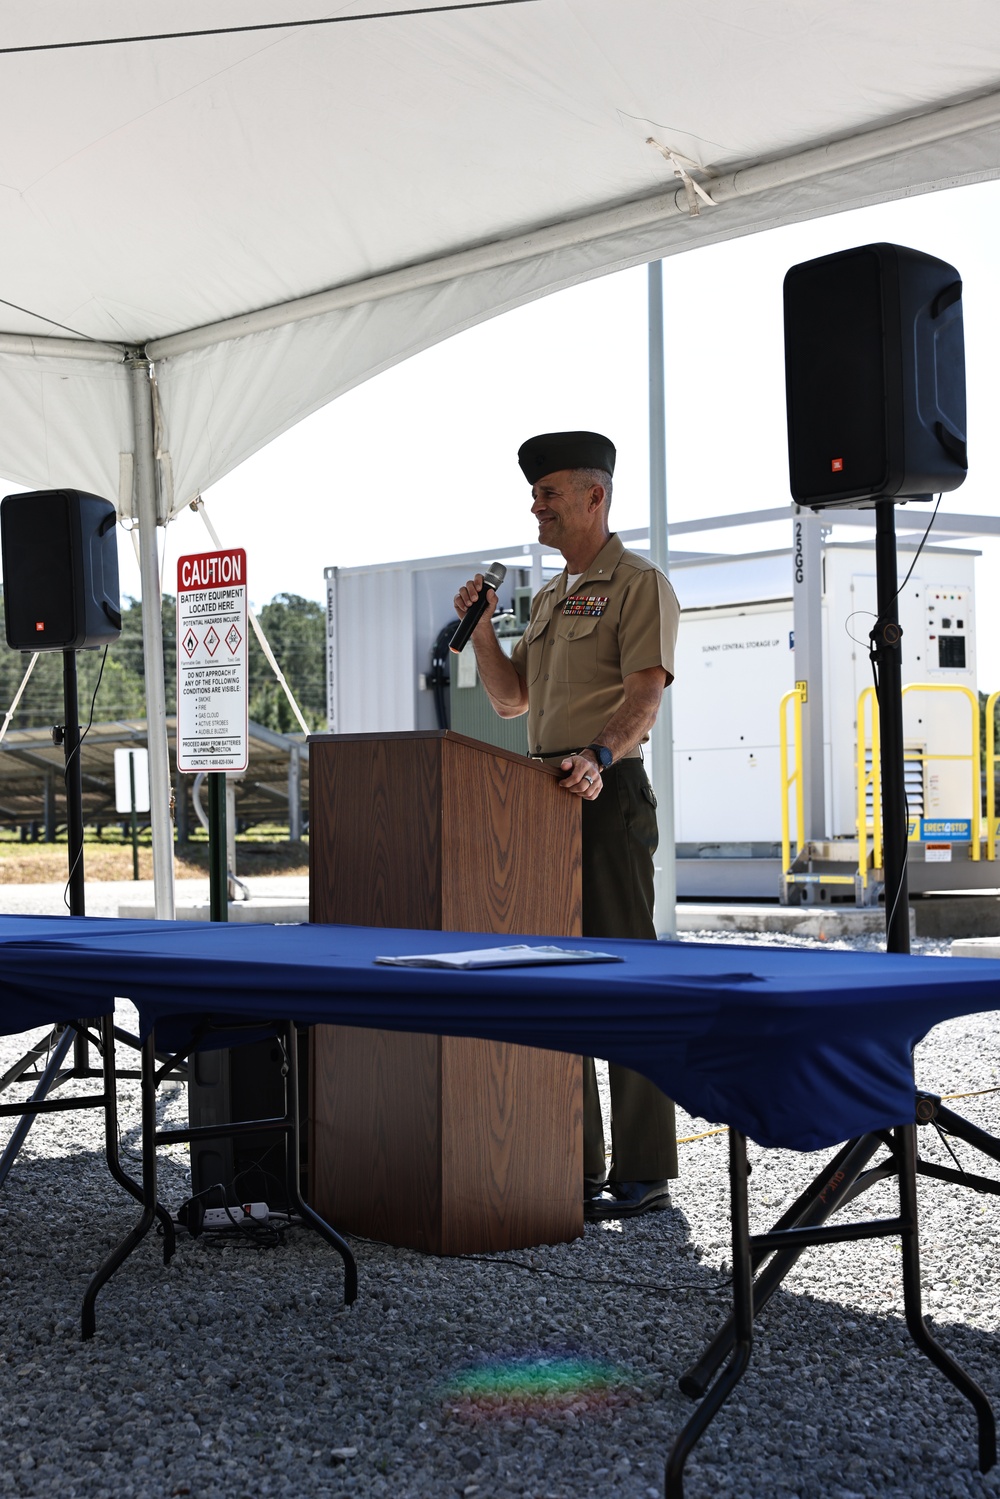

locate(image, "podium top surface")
[[308, 729, 562, 775]]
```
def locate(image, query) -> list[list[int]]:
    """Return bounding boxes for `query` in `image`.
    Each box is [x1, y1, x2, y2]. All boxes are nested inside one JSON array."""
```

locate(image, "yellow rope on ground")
[[677, 1126, 729, 1144], [940, 1086, 1000, 1102]]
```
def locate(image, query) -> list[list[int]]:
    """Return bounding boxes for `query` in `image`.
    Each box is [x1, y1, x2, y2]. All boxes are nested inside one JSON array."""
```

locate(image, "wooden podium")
[[308, 730, 583, 1254]]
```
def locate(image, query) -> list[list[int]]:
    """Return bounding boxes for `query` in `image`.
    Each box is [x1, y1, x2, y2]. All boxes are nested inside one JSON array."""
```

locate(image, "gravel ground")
[[2, 922, 1000, 1499]]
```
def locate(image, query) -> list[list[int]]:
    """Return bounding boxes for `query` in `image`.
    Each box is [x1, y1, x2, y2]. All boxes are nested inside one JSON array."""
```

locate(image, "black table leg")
[[680, 1132, 886, 1399], [82, 1033, 160, 1338], [283, 1020, 357, 1306], [896, 1124, 996, 1472], [97, 1014, 175, 1263], [665, 1129, 754, 1497]]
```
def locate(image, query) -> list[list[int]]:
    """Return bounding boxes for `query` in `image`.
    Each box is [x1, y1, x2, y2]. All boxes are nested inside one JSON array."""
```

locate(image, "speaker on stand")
[[0, 489, 122, 1184], [783, 241, 968, 955]]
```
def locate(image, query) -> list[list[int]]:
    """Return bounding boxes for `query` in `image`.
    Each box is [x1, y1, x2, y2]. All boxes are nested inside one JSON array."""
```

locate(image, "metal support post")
[[288, 745, 302, 842], [128, 752, 139, 881], [175, 772, 189, 845], [130, 358, 175, 920], [226, 779, 237, 900], [208, 772, 228, 922], [792, 506, 827, 839], [647, 260, 677, 937], [43, 771, 55, 842]]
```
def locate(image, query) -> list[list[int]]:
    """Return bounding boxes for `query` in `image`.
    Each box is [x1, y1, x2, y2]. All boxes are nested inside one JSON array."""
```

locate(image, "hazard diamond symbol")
[[226, 624, 243, 654], [204, 626, 221, 656], [182, 628, 198, 657]]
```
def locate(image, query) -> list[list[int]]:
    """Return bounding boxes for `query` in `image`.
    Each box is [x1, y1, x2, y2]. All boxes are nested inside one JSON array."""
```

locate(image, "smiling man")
[[453, 430, 680, 1220]]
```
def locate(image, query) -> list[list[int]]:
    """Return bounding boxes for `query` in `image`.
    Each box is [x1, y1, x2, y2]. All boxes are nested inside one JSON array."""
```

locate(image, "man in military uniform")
[[454, 430, 680, 1219]]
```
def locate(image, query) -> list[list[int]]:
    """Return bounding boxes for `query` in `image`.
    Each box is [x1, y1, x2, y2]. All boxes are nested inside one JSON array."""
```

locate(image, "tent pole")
[[647, 260, 677, 939], [130, 358, 176, 920]]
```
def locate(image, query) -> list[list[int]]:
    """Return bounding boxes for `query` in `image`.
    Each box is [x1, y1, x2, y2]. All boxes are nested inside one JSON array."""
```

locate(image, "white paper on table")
[[374, 945, 622, 970]]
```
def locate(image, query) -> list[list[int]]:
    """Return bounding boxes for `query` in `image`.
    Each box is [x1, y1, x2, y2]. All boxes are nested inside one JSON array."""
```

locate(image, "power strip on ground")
[[198, 1202, 270, 1229]]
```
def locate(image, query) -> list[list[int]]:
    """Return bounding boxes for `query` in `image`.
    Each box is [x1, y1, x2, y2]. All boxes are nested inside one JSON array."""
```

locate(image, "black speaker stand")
[[666, 499, 1000, 1496], [0, 649, 92, 1187], [0, 653, 179, 1258]]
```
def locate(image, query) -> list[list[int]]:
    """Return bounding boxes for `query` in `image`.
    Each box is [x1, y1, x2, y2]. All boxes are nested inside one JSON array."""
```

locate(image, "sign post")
[[177, 549, 249, 921], [113, 747, 149, 881]]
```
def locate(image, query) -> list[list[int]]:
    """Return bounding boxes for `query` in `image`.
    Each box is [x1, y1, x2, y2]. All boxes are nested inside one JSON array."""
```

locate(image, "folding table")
[[2, 915, 1000, 1496]]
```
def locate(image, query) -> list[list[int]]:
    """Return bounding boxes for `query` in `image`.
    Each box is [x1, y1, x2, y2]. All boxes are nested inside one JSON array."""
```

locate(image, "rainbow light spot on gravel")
[[440, 1355, 642, 1420]]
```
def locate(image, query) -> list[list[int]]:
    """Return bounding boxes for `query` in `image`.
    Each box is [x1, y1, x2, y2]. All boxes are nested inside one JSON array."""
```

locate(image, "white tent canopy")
[[2, 0, 1000, 912]]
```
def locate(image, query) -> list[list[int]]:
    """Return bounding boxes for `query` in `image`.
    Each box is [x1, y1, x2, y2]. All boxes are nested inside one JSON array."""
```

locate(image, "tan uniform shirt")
[[509, 533, 679, 758]]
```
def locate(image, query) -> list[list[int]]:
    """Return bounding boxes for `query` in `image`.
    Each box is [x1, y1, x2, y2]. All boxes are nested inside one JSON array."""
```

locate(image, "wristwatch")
[[586, 743, 613, 771]]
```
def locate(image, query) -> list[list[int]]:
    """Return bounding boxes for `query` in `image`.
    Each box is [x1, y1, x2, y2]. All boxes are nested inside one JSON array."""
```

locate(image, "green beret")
[[517, 431, 616, 485]]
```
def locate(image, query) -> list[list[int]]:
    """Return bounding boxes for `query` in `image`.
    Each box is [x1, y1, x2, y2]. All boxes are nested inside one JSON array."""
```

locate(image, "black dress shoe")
[[584, 1179, 671, 1221], [583, 1174, 608, 1201]]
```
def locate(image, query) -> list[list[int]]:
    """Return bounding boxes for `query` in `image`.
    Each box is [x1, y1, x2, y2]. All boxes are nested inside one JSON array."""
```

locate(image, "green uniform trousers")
[[580, 758, 678, 1183]]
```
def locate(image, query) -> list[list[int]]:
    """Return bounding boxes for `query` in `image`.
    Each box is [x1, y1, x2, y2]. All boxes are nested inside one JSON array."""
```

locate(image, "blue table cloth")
[[1, 916, 999, 1151]]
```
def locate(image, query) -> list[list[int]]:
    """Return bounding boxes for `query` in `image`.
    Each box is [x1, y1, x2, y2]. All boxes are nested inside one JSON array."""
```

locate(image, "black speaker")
[[783, 242, 967, 509], [188, 1035, 309, 1212], [0, 489, 122, 650]]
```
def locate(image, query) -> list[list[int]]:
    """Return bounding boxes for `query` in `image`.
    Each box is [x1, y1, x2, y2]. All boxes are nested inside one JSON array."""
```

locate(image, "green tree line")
[[0, 591, 326, 735]]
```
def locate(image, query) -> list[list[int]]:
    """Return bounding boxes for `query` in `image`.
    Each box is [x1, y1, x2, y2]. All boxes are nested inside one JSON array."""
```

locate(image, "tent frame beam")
[[141, 85, 1000, 362]]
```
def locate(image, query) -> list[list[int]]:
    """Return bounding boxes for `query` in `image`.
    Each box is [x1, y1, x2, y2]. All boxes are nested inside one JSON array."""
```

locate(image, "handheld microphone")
[[450, 561, 507, 654]]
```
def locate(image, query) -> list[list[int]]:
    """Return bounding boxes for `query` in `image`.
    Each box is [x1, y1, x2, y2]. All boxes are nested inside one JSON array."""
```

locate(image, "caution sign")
[[176, 548, 248, 773]]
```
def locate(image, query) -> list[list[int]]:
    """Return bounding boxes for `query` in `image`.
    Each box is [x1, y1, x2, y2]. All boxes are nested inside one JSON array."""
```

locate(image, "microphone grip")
[[450, 583, 495, 654]]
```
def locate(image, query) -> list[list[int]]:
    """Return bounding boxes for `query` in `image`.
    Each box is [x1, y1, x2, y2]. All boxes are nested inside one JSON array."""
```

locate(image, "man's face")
[[530, 470, 601, 554]]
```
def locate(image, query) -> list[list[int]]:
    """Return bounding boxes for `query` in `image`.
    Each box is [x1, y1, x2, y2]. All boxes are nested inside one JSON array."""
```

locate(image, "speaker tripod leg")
[[0, 1027, 76, 1189]]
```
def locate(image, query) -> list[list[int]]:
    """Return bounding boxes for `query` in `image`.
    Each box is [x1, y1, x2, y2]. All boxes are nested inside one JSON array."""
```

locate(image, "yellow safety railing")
[[987, 689, 1000, 861], [779, 685, 806, 879], [900, 684, 980, 859], [857, 683, 981, 890], [856, 686, 881, 896]]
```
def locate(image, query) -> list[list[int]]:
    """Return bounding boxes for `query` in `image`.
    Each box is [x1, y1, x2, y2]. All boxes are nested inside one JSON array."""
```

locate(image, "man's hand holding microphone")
[[451, 562, 506, 654]]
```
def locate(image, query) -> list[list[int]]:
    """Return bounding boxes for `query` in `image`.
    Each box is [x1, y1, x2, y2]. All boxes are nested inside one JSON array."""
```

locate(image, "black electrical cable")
[[891, 493, 943, 607], [0, 1, 542, 57], [341, 1229, 729, 1296], [429, 619, 460, 730], [451, 1252, 731, 1297]]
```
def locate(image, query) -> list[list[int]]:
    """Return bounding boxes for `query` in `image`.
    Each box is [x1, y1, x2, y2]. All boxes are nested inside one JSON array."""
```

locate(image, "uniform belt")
[[528, 747, 642, 763]]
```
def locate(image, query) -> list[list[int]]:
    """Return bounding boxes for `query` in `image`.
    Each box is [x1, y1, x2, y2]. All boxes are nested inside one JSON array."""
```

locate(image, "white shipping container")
[[325, 530, 982, 856], [668, 540, 978, 847], [672, 600, 794, 843]]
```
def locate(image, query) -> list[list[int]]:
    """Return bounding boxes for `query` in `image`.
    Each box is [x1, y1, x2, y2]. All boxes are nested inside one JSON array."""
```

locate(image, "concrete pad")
[[950, 938, 1000, 960], [118, 899, 308, 923], [912, 896, 1000, 940], [676, 902, 914, 939]]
